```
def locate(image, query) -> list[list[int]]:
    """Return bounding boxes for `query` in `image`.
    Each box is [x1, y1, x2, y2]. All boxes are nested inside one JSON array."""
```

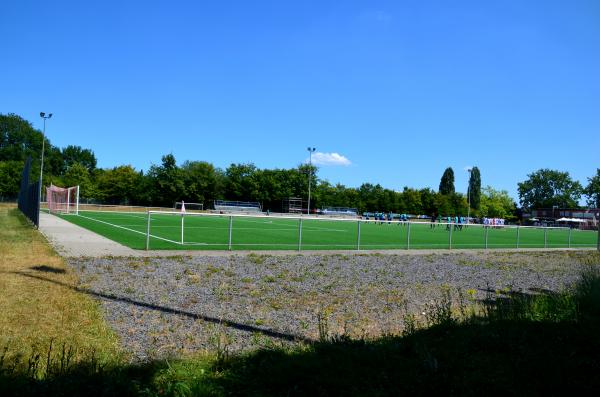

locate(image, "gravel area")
[[66, 250, 599, 362]]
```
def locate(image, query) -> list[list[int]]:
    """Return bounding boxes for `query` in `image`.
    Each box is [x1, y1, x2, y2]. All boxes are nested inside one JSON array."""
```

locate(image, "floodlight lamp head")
[[40, 112, 45, 117], [48, 113, 52, 118]]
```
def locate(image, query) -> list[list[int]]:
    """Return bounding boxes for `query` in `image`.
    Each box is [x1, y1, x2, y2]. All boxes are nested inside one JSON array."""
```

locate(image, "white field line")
[[76, 213, 181, 245], [114, 224, 347, 233], [240, 218, 346, 231], [79, 211, 147, 220]]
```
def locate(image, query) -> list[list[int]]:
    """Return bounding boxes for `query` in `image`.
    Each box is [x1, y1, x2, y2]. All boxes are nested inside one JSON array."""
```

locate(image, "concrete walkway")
[[39, 212, 138, 257]]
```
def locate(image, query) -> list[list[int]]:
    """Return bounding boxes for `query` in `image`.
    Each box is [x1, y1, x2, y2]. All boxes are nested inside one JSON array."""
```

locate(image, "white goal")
[[47, 184, 79, 214], [174, 201, 204, 212]]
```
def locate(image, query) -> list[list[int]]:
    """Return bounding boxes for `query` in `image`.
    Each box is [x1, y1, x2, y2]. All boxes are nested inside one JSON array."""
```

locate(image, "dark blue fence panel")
[[17, 157, 40, 227]]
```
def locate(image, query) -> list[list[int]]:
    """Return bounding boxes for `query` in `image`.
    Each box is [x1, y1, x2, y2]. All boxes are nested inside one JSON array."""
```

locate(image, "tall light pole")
[[466, 167, 472, 225], [306, 147, 316, 215], [39, 112, 52, 208]]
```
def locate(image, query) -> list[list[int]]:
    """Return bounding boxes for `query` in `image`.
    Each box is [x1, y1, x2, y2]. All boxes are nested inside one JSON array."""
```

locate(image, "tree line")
[[1, 113, 599, 217]]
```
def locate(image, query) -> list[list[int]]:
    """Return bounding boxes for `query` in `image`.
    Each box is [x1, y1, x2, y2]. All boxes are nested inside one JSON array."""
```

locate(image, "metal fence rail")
[[144, 210, 599, 251]]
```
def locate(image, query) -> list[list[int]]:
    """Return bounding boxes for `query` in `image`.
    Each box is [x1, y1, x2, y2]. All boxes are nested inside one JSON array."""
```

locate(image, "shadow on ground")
[[31, 265, 66, 274], [12, 269, 311, 343], [2, 268, 600, 396]]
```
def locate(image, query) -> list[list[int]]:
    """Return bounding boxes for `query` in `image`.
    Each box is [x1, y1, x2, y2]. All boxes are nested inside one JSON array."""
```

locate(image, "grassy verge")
[[0, 205, 122, 377]]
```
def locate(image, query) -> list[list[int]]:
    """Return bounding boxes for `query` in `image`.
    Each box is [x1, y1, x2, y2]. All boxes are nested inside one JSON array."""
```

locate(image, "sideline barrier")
[[142, 210, 598, 251]]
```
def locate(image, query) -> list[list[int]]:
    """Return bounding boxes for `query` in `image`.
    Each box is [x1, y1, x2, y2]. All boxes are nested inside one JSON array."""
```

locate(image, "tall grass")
[[0, 207, 122, 382]]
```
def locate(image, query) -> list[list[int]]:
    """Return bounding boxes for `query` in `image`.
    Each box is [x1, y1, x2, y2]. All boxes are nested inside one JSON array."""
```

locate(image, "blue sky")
[[2, 0, 599, 200]]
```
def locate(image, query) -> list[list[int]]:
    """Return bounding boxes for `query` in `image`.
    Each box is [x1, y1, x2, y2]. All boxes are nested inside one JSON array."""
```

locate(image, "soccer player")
[[430, 213, 436, 229]]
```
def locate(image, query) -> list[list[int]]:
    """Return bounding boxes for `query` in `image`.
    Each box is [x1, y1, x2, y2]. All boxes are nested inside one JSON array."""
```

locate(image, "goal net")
[[47, 184, 79, 214], [174, 201, 203, 212]]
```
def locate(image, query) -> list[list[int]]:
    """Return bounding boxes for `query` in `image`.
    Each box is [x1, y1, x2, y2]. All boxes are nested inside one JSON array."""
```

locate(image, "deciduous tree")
[[584, 169, 600, 208], [62, 145, 97, 172], [517, 169, 583, 210]]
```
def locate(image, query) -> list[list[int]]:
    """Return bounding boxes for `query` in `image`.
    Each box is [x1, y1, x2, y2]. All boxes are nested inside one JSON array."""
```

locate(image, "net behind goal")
[[47, 185, 79, 214]]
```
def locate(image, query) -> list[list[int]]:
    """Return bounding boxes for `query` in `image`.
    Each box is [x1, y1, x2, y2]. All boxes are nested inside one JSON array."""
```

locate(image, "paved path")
[[39, 212, 138, 257], [39, 212, 596, 258]]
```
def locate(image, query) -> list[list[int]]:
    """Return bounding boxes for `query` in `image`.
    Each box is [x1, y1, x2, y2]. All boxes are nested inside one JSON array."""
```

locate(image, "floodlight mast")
[[306, 147, 316, 215], [466, 167, 472, 225], [39, 112, 52, 224]]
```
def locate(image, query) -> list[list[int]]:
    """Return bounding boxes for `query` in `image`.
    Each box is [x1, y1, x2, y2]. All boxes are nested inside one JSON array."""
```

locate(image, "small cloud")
[[359, 10, 393, 26], [373, 10, 393, 24], [307, 152, 352, 166]]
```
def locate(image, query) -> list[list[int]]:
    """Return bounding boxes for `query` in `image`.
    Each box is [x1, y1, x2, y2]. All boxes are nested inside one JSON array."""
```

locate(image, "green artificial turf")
[[56, 211, 599, 251]]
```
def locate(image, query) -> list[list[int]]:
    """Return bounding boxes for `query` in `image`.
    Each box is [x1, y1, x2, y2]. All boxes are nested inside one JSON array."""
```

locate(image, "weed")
[[248, 253, 267, 265], [204, 265, 220, 278], [424, 288, 454, 327], [188, 274, 201, 284], [316, 307, 331, 342], [262, 275, 276, 283]]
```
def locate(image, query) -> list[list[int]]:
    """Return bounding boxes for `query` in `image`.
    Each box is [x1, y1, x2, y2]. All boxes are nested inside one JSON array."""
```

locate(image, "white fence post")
[[228, 216, 233, 251], [298, 218, 303, 251], [407, 222, 411, 250], [145, 212, 151, 250], [544, 227, 547, 248], [568, 227, 572, 248], [181, 214, 184, 245], [357, 220, 361, 251], [449, 223, 452, 249], [485, 227, 489, 249], [516, 226, 520, 249]]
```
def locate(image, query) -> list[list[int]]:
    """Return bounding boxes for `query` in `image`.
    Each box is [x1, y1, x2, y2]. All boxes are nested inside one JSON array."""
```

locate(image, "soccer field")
[[55, 210, 599, 251]]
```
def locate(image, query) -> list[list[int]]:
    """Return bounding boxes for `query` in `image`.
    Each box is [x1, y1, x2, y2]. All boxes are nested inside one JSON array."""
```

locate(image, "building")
[[528, 208, 600, 230]]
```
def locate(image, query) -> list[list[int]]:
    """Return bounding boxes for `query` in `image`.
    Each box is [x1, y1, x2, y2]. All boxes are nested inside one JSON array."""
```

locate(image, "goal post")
[[174, 201, 203, 211], [47, 184, 79, 215]]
